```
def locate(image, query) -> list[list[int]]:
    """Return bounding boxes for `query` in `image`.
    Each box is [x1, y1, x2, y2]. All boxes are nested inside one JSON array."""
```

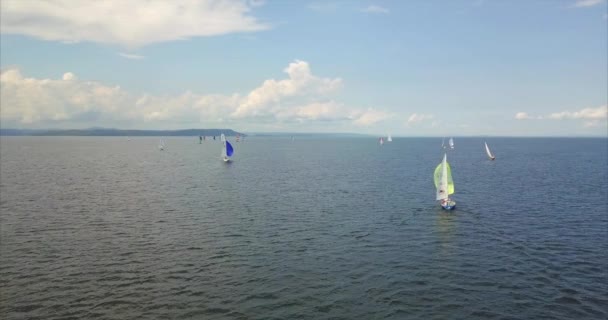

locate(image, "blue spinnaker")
[[226, 141, 234, 157]]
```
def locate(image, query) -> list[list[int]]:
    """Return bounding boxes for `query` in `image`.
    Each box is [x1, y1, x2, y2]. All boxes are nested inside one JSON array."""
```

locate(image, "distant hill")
[[0, 128, 244, 137], [247, 132, 371, 137]]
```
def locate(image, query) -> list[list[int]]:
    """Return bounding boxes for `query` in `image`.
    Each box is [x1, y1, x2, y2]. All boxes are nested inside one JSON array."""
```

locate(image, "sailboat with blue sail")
[[220, 134, 234, 162], [434, 153, 456, 210]]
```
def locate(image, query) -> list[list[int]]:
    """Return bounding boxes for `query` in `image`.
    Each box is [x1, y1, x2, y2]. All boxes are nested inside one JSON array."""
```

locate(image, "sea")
[[1, 136, 607, 320]]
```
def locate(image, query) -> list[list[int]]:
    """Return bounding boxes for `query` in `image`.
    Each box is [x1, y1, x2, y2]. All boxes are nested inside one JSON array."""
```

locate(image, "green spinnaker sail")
[[434, 162, 455, 195]]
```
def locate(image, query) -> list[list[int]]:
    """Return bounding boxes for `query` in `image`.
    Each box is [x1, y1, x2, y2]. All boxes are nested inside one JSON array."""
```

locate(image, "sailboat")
[[484, 141, 496, 160], [220, 134, 234, 162], [387, 134, 393, 142], [379, 137, 384, 145], [448, 137, 454, 150], [158, 139, 165, 151], [434, 153, 456, 210]]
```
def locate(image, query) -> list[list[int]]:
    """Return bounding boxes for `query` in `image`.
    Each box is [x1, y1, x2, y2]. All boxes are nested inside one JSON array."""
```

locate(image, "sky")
[[0, 0, 606, 136]]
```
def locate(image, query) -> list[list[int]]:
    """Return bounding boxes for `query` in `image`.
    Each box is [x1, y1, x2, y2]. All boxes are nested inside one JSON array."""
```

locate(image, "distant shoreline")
[[0, 128, 605, 138]]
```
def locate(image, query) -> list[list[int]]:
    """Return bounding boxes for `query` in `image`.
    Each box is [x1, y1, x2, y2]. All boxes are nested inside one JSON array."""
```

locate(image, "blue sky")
[[1, 0, 606, 136]]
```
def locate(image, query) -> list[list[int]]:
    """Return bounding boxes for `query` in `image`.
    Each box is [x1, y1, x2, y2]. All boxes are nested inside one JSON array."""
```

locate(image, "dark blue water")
[[1, 137, 607, 319]]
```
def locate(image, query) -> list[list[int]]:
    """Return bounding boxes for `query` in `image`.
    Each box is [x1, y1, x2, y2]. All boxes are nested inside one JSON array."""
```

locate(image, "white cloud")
[[353, 108, 390, 126], [1, 68, 131, 124], [292, 101, 345, 121], [583, 120, 602, 127], [62, 72, 76, 81], [515, 106, 607, 129], [248, 0, 266, 7], [360, 5, 390, 14], [231, 60, 342, 118], [548, 105, 607, 120], [572, 0, 605, 8], [1, 61, 389, 130], [515, 112, 532, 120], [0, 0, 269, 48], [308, 2, 341, 13], [118, 53, 145, 60], [407, 113, 434, 125]]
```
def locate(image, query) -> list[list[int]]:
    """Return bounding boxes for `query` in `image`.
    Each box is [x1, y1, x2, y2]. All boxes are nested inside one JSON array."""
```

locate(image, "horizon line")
[[0, 128, 606, 138]]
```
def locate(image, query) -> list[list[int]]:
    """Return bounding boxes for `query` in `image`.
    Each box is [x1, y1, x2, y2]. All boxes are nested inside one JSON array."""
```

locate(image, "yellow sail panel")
[[446, 162, 454, 195], [434, 162, 454, 194]]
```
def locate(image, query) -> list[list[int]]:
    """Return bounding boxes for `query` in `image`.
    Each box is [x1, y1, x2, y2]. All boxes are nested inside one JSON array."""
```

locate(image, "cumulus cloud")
[[572, 0, 605, 8], [548, 105, 607, 120], [231, 60, 342, 118], [1, 68, 131, 124], [360, 5, 390, 14], [1, 61, 389, 129], [406, 113, 434, 125], [515, 106, 607, 128], [62, 72, 77, 81], [118, 53, 145, 60], [291, 102, 346, 121], [515, 112, 532, 120], [0, 0, 269, 48], [353, 108, 390, 126]]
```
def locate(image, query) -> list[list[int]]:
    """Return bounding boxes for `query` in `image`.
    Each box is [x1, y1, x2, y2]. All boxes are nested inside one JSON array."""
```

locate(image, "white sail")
[[379, 137, 384, 145], [449, 137, 454, 149], [387, 134, 392, 142], [158, 139, 164, 150], [436, 154, 449, 200], [484, 141, 495, 159], [220, 133, 226, 158]]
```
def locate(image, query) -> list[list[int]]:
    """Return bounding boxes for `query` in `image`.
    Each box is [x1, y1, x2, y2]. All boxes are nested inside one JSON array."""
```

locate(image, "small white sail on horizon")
[[484, 141, 496, 160], [158, 139, 165, 151], [387, 134, 392, 142], [449, 137, 454, 150], [379, 137, 384, 145]]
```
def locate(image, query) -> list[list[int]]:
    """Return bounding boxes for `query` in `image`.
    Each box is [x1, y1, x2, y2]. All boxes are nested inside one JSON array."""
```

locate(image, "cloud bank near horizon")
[[0, 61, 389, 130], [515, 106, 608, 128]]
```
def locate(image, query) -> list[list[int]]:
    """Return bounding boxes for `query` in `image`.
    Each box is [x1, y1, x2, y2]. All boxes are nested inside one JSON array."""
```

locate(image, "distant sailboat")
[[484, 141, 496, 160], [448, 137, 454, 150], [434, 153, 456, 210], [158, 139, 165, 151], [387, 134, 392, 142], [379, 137, 384, 145], [220, 134, 234, 162]]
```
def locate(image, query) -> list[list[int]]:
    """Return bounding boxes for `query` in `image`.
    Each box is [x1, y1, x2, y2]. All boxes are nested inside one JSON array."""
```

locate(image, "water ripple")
[[1, 137, 607, 319]]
